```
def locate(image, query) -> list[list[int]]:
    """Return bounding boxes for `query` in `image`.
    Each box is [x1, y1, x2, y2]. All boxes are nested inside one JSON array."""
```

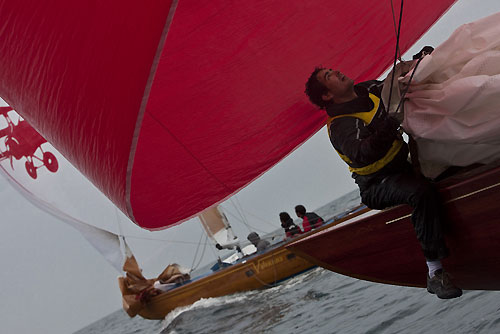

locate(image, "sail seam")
[[125, 0, 180, 225]]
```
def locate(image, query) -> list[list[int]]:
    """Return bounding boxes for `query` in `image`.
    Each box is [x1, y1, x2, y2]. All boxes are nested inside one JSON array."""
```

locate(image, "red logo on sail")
[[0, 106, 58, 179]]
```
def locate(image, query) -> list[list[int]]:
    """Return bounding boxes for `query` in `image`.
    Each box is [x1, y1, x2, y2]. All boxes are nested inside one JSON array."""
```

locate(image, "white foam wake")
[[160, 293, 250, 329]]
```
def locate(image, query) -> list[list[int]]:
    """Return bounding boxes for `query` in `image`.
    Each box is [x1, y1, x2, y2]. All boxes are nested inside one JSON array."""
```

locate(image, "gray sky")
[[1, 1, 499, 333]]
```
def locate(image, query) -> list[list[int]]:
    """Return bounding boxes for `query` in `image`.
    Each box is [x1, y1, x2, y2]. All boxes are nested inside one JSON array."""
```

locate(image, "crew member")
[[304, 60, 462, 299]]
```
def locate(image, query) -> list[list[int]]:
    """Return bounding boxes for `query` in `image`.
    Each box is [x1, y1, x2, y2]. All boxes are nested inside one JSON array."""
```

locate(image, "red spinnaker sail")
[[0, 0, 456, 229]]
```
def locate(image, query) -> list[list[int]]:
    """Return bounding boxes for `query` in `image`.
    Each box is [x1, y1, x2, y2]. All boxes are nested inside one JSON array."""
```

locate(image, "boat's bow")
[[287, 163, 500, 290]]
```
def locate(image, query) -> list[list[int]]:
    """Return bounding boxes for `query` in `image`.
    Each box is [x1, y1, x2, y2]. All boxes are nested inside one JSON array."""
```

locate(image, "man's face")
[[316, 68, 354, 102]]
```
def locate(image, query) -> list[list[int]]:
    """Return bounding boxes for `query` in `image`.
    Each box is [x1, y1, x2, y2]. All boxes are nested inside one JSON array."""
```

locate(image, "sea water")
[[75, 191, 500, 334]]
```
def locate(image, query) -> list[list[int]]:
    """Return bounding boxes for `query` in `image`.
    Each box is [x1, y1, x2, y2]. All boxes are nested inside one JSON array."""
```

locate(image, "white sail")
[[0, 164, 126, 272], [0, 107, 130, 272], [385, 11, 500, 178], [198, 206, 240, 250]]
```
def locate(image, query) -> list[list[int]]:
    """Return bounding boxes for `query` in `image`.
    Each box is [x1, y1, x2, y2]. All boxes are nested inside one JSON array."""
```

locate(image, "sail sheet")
[[0, 0, 456, 229]]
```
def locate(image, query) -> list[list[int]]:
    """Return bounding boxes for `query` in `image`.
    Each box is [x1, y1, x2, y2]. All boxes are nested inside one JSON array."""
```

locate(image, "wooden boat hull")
[[138, 247, 314, 319], [287, 164, 500, 291]]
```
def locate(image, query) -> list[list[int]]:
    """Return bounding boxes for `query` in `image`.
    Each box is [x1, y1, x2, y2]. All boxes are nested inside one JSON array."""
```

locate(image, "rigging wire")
[[191, 233, 209, 272], [223, 209, 272, 235], [233, 205, 278, 228], [198, 213, 226, 264], [227, 195, 281, 235], [393, 57, 425, 114], [228, 197, 253, 234], [113, 207, 124, 239], [390, 0, 402, 60], [113, 207, 129, 274], [122, 234, 213, 245], [386, 0, 404, 113], [233, 195, 249, 223], [206, 235, 220, 260], [189, 227, 206, 272], [387, 0, 425, 115]]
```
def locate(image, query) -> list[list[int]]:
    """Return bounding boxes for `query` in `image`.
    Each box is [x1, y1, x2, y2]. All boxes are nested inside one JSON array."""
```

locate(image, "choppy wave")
[[78, 259, 500, 334], [76, 191, 500, 334]]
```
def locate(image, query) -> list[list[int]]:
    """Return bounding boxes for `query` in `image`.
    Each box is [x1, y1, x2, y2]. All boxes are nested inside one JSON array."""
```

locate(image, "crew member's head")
[[279, 212, 292, 227], [247, 232, 261, 246], [305, 67, 355, 108], [294, 205, 306, 218]]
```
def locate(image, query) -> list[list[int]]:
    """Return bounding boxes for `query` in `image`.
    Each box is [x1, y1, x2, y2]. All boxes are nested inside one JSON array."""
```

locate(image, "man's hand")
[[385, 115, 402, 132], [378, 113, 403, 138], [413, 46, 434, 60]]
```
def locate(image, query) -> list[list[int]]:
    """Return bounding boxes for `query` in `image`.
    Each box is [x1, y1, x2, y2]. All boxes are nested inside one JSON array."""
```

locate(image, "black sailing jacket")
[[326, 80, 410, 190]]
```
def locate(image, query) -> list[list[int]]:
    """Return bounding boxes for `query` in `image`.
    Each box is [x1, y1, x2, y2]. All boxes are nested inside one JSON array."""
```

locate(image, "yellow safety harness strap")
[[326, 93, 380, 138], [339, 139, 403, 175]]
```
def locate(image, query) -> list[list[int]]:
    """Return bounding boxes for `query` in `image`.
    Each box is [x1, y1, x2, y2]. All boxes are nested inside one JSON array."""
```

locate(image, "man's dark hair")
[[305, 67, 329, 109], [247, 232, 260, 243], [295, 205, 306, 216], [279, 212, 291, 223]]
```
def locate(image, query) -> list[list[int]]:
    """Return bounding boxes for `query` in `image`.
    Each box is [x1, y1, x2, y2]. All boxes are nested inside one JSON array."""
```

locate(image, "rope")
[[234, 207, 277, 229], [229, 197, 253, 234], [114, 207, 127, 263], [388, 0, 427, 115], [223, 209, 271, 235], [386, 0, 405, 113], [207, 236, 220, 260], [189, 228, 206, 273], [393, 56, 425, 114], [191, 233, 209, 272], [390, 0, 402, 60]]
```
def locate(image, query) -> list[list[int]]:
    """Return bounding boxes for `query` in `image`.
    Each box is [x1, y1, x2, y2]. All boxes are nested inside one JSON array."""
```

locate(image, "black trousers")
[[360, 167, 449, 261]]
